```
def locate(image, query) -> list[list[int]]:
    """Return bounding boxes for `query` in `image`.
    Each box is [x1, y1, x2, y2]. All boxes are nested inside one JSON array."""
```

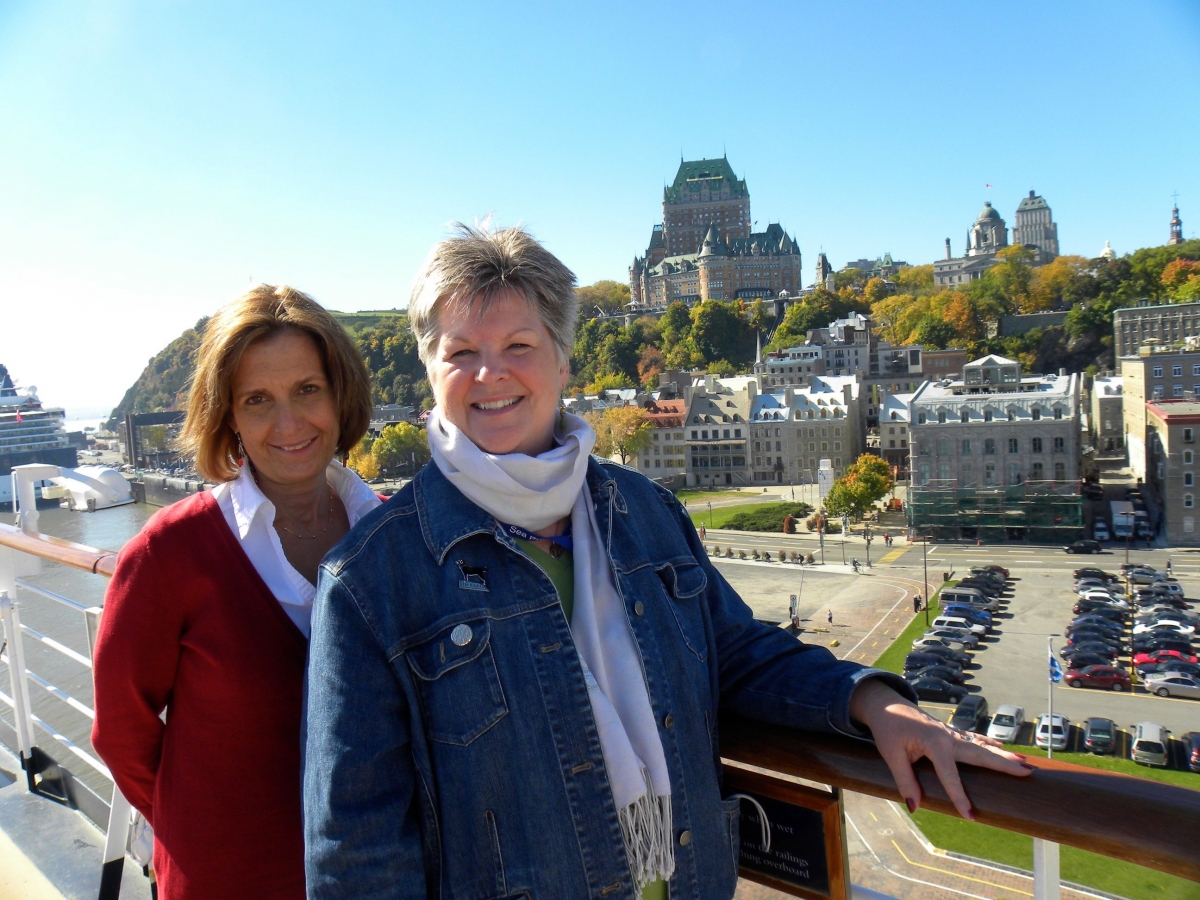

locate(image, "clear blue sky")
[[2, 1, 1198, 416]]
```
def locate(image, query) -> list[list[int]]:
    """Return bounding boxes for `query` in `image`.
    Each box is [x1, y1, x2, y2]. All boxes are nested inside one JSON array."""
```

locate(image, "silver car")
[[1144, 673, 1200, 699], [913, 635, 972, 653], [986, 704, 1025, 743], [1035, 713, 1070, 751]]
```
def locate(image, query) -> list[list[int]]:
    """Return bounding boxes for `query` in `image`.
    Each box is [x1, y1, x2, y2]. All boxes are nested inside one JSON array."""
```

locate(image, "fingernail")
[[905, 797, 917, 813], [1013, 753, 1028, 761], [1021, 762, 1036, 771], [967, 806, 977, 822]]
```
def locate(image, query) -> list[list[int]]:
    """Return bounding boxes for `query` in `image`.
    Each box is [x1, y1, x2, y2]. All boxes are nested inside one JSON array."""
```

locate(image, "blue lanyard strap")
[[502, 521, 574, 551]]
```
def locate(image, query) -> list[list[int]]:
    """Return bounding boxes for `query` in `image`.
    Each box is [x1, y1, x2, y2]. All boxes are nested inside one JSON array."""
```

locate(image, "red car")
[[1133, 648, 1200, 667], [1066, 664, 1131, 691]]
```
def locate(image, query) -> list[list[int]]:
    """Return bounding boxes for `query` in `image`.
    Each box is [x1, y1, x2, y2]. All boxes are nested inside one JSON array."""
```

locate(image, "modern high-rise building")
[[1012, 190, 1059, 260]]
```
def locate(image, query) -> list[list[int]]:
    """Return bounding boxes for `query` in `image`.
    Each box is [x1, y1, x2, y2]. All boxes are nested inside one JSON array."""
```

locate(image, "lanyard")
[[502, 521, 574, 552]]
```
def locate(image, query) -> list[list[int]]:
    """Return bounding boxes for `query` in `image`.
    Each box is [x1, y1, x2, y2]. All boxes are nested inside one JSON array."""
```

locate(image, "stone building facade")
[[631, 399, 688, 478], [682, 376, 754, 486], [1089, 375, 1124, 456], [747, 377, 862, 485], [1145, 399, 1200, 544], [1119, 344, 1200, 481], [1112, 301, 1200, 359], [629, 157, 801, 310]]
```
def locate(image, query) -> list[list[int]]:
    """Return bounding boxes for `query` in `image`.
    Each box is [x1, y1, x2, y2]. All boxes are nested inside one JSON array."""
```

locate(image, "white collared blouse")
[[211, 460, 382, 637]]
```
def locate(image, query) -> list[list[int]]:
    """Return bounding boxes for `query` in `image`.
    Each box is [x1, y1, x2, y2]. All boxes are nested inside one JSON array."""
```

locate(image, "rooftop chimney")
[[944, 238, 951, 261]]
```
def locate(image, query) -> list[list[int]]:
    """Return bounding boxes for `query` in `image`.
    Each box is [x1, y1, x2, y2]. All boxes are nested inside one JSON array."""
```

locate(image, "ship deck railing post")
[[0, 588, 39, 791]]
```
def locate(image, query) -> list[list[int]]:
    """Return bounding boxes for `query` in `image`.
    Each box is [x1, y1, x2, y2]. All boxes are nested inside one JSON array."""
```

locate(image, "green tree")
[[372, 422, 430, 474], [845, 453, 892, 502], [658, 301, 692, 347], [586, 406, 652, 465], [577, 280, 632, 316], [892, 265, 935, 294], [348, 438, 380, 480], [584, 372, 634, 394], [824, 477, 875, 520], [915, 316, 958, 350], [689, 300, 755, 367]]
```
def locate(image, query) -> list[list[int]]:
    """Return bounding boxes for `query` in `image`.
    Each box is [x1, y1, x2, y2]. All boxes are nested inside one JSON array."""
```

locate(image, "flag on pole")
[[1048, 653, 1063, 684], [985, 183, 993, 189]]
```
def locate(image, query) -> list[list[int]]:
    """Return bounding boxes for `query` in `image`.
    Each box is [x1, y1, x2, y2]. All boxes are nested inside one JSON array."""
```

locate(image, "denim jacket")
[[304, 458, 912, 900]]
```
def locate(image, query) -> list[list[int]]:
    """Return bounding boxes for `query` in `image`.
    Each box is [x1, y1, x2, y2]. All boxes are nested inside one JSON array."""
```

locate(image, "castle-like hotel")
[[628, 157, 802, 311]]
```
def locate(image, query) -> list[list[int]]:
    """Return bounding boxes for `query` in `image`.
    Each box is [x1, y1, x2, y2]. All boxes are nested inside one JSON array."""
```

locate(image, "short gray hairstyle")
[[409, 223, 579, 365]]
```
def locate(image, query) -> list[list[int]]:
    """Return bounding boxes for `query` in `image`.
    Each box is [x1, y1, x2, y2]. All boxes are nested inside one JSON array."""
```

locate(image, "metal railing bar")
[[18, 623, 92, 669], [14, 578, 91, 613], [24, 668, 95, 720], [0, 685, 13, 709], [30, 712, 111, 780]]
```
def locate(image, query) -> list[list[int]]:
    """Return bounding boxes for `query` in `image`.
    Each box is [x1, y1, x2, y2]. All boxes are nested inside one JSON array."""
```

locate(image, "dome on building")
[[976, 201, 1003, 223]]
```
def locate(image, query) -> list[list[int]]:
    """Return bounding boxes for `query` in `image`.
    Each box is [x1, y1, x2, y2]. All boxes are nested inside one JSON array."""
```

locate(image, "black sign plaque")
[[722, 765, 849, 900]]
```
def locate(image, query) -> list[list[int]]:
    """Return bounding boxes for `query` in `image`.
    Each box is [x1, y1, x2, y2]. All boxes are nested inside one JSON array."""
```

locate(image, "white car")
[[932, 615, 988, 636], [1035, 714, 1071, 751], [1079, 591, 1129, 608], [1093, 521, 1110, 541], [986, 705, 1025, 743], [1143, 673, 1200, 699], [1133, 620, 1196, 636]]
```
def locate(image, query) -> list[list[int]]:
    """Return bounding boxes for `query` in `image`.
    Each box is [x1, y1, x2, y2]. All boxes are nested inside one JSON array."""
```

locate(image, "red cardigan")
[[92, 491, 308, 900]]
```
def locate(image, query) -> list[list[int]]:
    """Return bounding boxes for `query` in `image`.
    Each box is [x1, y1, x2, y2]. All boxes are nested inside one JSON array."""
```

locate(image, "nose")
[[474, 350, 509, 385]]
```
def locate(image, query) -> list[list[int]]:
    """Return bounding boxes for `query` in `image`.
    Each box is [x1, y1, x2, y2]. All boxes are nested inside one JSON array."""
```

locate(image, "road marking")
[[878, 547, 909, 564], [891, 840, 1034, 897], [843, 585, 909, 659], [870, 811, 878, 822]]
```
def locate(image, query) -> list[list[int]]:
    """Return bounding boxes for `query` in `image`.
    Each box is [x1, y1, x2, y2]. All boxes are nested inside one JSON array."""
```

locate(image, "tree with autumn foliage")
[[824, 454, 892, 520], [585, 405, 653, 465]]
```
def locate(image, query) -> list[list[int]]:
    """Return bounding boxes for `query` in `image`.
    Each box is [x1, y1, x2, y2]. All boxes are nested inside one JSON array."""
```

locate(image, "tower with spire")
[[1169, 203, 1184, 246]]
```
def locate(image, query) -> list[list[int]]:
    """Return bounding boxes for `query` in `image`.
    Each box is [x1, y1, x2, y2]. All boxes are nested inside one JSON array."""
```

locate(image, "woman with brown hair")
[[92, 284, 379, 899]]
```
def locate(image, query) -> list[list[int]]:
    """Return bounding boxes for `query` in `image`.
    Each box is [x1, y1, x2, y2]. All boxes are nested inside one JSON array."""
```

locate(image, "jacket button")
[[664, 713, 675, 729], [634, 601, 645, 616], [678, 830, 692, 846]]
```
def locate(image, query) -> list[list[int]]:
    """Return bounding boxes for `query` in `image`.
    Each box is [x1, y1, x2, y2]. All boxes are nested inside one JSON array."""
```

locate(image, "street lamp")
[[864, 524, 873, 568], [922, 529, 930, 627], [707, 501, 713, 530]]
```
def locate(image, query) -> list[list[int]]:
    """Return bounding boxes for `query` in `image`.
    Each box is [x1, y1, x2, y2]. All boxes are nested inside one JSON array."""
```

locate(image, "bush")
[[722, 502, 812, 532], [752, 549, 761, 560], [804, 513, 842, 534], [712, 545, 720, 556], [737, 549, 747, 559]]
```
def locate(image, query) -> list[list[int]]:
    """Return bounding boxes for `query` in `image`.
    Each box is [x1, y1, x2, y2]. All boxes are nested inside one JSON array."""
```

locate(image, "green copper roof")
[[665, 157, 748, 203]]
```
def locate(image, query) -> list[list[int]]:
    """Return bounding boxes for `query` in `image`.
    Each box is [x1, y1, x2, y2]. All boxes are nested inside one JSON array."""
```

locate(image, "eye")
[[450, 348, 476, 359], [300, 383, 322, 395]]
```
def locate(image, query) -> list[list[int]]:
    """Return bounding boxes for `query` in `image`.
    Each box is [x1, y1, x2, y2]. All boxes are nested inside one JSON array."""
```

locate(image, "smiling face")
[[427, 290, 569, 456], [229, 329, 340, 491]]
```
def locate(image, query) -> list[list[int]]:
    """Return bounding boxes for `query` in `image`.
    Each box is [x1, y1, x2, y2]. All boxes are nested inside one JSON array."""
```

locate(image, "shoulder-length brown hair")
[[179, 284, 372, 483]]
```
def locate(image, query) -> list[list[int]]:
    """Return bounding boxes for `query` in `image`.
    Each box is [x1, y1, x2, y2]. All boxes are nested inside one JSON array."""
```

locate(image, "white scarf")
[[427, 408, 674, 891]]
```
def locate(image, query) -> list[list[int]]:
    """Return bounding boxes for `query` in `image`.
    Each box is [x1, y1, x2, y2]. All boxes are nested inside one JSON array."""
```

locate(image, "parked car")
[[1068, 615, 1125, 633], [1138, 660, 1200, 678], [968, 567, 1008, 585], [915, 634, 973, 653], [942, 605, 993, 629], [1133, 621, 1196, 638], [939, 588, 1000, 612], [913, 644, 972, 666], [909, 677, 969, 704], [955, 578, 1002, 598], [1035, 714, 1071, 751], [1064, 652, 1122, 670], [1072, 602, 1128, 619], [1074, 567, 1117, 582], [1182, 733, 1200, 774], [986, 704, 1024, 743], [1065, 540, 1102, 554], [904, 665, 965, 685], [1129, 570, 1168, 585], [1131, 638, 1196, 656], [973, 564, 1010, 578], [925, 627, 981, 648], [1061, 642, 1119, 661], [1082, 717, 1116, 754], [1065, 664, 1130, 691], [1134, 648, 1200, 666], [933, 615, 988, 636], [905, 651, 965, 672], [1143, 673, 1200, 699], [1093, 521, 1110, 541], [949, 695, 989, 733], [1078, 590, 1128, 608], [1131, 722, 1170, 767]]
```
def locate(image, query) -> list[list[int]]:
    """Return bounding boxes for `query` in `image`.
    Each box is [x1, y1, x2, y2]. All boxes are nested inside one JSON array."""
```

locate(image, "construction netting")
[[907, 480, 1083, 543]]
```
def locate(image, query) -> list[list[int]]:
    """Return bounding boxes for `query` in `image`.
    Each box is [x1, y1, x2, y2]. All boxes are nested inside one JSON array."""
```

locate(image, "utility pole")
[[922, 530, 930, 627]]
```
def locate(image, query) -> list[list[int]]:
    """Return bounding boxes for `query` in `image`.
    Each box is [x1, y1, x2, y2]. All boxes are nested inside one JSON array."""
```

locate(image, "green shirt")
[[517, 541, 667, 900]]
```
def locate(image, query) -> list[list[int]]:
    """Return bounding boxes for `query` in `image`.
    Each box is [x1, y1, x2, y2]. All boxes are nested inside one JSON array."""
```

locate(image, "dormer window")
[[984, 410, 993, 422], [938, 412, 947, 424], [960, 409, 969, 423], [1032, 408, 1041, 420], [1054, 407, 1063, 420]]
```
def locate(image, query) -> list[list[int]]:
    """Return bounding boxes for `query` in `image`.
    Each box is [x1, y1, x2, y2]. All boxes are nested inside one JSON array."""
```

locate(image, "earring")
[[235, 432, 246, 466]]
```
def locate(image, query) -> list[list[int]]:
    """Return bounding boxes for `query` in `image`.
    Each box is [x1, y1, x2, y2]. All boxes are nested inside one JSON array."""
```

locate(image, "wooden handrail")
[[721, 714, 1200, 882], [0, 525, 118, 578], [2, 526, 1197, 880]]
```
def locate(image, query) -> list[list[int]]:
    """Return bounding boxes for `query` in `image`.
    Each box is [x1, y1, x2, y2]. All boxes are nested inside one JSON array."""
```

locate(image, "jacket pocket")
[[406, 618, 509, 746], [721, 795, 742, 867], [656, 561, 709, 661]]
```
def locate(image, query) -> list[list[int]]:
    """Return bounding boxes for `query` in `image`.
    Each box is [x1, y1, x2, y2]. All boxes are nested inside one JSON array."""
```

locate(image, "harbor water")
[[2, 503, 156, 796]]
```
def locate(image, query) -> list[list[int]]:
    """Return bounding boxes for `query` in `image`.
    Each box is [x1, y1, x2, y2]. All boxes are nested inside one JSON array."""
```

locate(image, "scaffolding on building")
[[907, 479, 1084, 543]]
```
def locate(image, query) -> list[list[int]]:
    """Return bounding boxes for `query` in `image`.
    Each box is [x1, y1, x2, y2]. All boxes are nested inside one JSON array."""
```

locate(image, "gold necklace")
[[276, 486, 337, 540]]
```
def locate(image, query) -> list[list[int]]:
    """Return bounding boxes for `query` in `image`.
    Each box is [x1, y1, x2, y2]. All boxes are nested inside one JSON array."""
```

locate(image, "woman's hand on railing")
[[850, 680, 1032, 821]]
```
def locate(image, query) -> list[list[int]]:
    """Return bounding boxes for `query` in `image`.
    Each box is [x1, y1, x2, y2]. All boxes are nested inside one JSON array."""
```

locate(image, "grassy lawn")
[[910, 808, 1198, 900], [1006, 745, 1200, 789], [689, 501, 800, 531], [676, 489, 767, 505], [871, 582, 951, 674]]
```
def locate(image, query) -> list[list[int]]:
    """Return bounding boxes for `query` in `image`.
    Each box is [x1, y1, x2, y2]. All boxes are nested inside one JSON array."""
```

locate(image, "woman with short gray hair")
[[304, 224, 1031, 900]]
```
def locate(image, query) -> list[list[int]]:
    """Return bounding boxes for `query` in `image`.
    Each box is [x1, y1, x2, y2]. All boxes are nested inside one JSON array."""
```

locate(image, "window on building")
[[808, 442, 816, 451], [734, 429, 742, 439], [1186, 428, 1195, 443], [984, 410, 993, 422], [918, 413, 927, 424], [1192, 364, 1200, 376], [961, 463, 974, 485], [1175, 385, 1185, 397], [1154, 386, 1165, 399], [984, 438, 996, 455], [1187, 473, 1195, 487], [1032, 437, 1043, 453], [937, 438, 949, 455], [1154, 366, 1163, 378], [723, 429, 731, 439], [1008, 438, 1019, 453], [691, 430, 698, 439], [701, 430, 709, 440], [1031, 408, 1041, 421], [1054, 407, 1063, 420], [1187, 494, 1195, 509], [1186, 516, 1195, 532], [1054, 461, 1066, 481], [821, 442, 829, 452], [937, 411, 946, 424], [960, 410, 969, 423], [1053, 437, 1065, 452], [1174, 365, 1183, 377], [1031, 461, 1044, 480], [1008, 462, 1021, 485], [985, 463, 997, 485], [917, 463, 930, 485], [961, 439, 972, 454], [1007, 409, 1016, 421], [918, 442, 929, 456], [1187, 451, 1194, 464], [834, 441, 841, 451]]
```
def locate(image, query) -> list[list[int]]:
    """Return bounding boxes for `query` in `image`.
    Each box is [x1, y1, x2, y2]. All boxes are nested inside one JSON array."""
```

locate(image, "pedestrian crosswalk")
[[877, 546, 908, 565]]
